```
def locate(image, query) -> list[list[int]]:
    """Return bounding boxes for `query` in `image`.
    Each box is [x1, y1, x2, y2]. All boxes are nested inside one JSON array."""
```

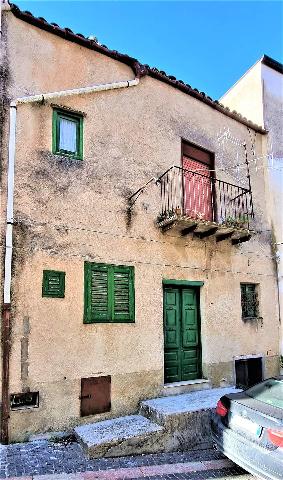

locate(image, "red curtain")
[[182, 156, 213, 221]]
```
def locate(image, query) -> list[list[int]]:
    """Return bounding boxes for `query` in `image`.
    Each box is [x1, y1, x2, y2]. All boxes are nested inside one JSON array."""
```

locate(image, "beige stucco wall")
[[1, 10, 280, 441]]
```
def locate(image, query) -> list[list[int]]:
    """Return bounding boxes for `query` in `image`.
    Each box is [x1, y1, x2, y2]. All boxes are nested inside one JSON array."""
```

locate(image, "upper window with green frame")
[[52, 108, 83, 160], [84, 262, 135, 323]]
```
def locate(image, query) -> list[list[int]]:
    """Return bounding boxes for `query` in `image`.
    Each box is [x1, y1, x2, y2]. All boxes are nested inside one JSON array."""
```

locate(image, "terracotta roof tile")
[[9, 2, 266, 133]]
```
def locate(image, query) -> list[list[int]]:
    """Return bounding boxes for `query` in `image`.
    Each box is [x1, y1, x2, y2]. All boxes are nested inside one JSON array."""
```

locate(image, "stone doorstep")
[[138, 387, 242, 453], [139, 387, 242, 427], [73, 387, 241, 459], [162, 378, 211, 397], [74, 415, 164, 458]]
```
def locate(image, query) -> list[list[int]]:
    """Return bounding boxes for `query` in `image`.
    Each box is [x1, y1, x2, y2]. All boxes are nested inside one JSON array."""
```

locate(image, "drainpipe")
[[1, 75, 140, 444], [1, 104, 16, 444]]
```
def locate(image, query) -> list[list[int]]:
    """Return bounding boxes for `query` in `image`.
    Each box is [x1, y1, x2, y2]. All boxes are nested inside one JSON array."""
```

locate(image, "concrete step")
[[162, 378, 211, 397], [74, 387, 240, 459], [74, 414, 164, 459], [140, 387, 241, 451]]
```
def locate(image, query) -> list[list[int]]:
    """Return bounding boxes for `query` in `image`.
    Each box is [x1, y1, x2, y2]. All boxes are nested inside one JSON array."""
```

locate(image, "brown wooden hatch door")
[[80, 376, 111, 417]]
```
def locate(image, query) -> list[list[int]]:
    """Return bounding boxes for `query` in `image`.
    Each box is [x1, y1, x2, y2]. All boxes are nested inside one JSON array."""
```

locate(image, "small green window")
[[84, 262, 135, 323], [52, 109, 83, 159], [42, 270, 65, 298], [241, 283, 259, 319]]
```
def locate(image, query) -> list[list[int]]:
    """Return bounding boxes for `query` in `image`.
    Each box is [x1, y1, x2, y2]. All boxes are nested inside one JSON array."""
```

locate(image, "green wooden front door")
[[164, 287, 201, 383]]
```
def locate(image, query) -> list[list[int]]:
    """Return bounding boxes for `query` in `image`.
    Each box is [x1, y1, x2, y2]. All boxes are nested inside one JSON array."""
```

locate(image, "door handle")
[[79, 394, 92, 400]]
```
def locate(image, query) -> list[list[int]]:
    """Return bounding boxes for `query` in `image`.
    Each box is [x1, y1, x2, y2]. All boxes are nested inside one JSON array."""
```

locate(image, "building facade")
[[0, 2, 280, 442]]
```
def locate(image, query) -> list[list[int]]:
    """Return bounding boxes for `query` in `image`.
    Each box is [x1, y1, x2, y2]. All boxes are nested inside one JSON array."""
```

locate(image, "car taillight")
[[267, 429, 283, 447], [216, 399, 228, 417]]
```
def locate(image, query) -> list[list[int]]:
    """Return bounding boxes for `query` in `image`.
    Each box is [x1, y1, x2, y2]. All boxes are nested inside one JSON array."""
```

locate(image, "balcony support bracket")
[[194, 226, 218, 239], [231, 232, 252, 245], [215, 227, 235, 242], [181, 224, 198, 236]]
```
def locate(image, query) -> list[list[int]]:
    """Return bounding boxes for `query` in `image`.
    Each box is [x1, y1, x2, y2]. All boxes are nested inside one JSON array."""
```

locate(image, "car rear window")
[[245, 379, 283, 410]]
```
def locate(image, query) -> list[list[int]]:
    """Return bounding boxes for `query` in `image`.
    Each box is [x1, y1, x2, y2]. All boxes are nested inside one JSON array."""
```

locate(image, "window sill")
[[42, 295, 65, 299], [11, 405, 39, 412], [83, 317, 135, 324], [242, 316, 262, 322], [83, 321, 135, 325], [53, 150, 83, 161]]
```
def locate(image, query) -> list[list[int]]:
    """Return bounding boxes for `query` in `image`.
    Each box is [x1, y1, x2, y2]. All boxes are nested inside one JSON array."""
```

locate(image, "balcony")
[[156, 166, 254, 244]]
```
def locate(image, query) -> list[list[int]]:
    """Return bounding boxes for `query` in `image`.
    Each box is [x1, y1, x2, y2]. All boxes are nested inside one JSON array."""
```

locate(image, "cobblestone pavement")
[[0, 437, 254, 479]]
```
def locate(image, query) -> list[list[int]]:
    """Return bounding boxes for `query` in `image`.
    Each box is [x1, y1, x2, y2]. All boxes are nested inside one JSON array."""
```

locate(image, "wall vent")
[[10, 392, 39, 410], [235, 356, 263, 389]]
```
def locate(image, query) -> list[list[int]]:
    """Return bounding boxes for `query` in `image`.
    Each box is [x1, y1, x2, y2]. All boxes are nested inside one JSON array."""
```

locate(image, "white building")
[[221, 55, 283, 369]]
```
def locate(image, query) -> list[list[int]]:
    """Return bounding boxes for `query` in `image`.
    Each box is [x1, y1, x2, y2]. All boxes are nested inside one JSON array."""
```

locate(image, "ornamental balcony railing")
[[157, 166, 254, 242]]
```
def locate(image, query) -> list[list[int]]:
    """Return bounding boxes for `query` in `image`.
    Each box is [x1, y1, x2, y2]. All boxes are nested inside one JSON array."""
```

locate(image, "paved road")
[[0, 436, 255, 479]]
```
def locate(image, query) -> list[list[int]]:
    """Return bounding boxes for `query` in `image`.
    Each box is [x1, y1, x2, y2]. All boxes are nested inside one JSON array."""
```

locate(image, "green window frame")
[[84, 262, 135, 323], [42, 270, 65, 298], [240, 283, 259, 319], [52, 108, 83, 160]]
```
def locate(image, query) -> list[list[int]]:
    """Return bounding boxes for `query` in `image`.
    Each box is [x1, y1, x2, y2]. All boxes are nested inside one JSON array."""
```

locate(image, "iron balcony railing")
[[157, 166, 254, 229]]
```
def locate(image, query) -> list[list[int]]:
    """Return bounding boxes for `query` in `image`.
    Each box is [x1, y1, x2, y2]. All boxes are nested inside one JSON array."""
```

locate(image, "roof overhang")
[[8, 2, 267, 134]]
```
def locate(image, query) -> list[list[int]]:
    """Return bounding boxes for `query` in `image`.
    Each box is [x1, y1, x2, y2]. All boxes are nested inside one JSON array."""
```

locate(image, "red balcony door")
[[182, 143, 213, 221]]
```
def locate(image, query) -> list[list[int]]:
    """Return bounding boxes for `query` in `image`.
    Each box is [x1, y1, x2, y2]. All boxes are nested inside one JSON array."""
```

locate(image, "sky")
[[16, 1, 283, 99]]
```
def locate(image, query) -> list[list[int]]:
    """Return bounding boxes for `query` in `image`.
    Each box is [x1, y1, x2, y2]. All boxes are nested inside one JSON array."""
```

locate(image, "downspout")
[[1, 104, 16, 445], [1, 75, 140, 443]]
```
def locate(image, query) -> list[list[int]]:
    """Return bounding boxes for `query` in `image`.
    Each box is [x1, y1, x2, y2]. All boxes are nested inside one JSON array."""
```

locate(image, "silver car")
[[211, 377, 283, 480]]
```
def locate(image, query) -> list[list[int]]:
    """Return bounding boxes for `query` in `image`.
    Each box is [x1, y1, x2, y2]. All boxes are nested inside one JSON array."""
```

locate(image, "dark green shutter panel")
[[182, 289, 198, 347], [113, 266, 134, 322], [42, 270, 65, 298], [164, 288, 181, 383], [90, 266, 110, 322], [164, 289, 180, 349]]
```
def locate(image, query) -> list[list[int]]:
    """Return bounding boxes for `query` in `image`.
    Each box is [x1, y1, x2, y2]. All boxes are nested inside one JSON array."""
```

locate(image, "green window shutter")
[[85, 263, 111, 323], [112, 266, 135, 322], [42, 270, 65, 298], [84, 262, 135, 323]]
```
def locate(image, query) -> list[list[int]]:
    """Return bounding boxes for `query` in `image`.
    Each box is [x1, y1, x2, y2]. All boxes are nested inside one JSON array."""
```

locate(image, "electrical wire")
[[3, 217, 276, 262], [33, 246, 276, 279]]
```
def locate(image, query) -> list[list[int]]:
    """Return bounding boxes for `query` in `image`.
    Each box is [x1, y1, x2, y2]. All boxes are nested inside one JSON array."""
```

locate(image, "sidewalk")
[[0, 437, 253, 480]]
